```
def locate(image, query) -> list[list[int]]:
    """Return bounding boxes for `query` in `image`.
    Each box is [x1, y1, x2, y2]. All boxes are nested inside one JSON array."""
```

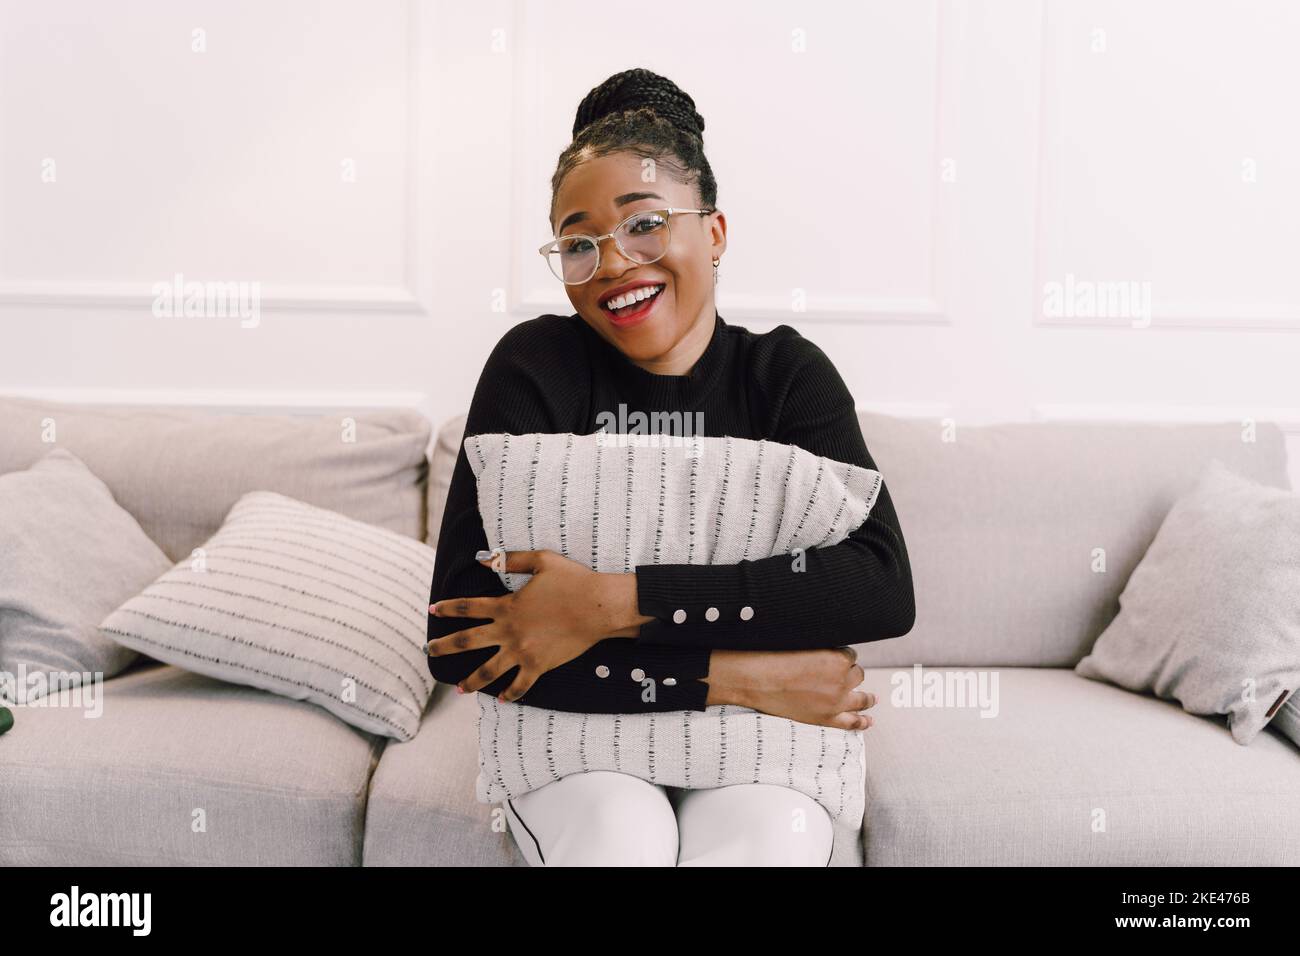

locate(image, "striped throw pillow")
[[99, 491, 436, 740], [463, 431, 884, 828]]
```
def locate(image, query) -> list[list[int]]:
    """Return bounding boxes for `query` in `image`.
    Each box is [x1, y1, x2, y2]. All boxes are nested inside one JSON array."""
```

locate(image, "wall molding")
[[0, 385, 432, 414], [0, 0, 429, 317], [0, 280, 423, 313], [1028, 4, 1300, 332], [1031, 401, 1300, 436], [858, 401, 955, 421]]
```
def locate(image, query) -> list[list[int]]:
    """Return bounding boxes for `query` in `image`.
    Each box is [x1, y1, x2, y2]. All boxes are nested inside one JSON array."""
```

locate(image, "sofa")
[[2, 394, 1297, 866]]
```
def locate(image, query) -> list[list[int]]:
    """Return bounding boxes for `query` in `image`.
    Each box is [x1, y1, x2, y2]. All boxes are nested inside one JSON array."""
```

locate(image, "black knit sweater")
[[426, 309, 915, 713]]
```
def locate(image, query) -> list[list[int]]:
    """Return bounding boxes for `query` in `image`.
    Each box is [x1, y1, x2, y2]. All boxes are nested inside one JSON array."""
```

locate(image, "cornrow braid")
[[549, 67, 718, 227]]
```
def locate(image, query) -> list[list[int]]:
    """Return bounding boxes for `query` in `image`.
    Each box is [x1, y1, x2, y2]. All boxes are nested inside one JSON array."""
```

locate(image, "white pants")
[[504, 770, 836, 866]]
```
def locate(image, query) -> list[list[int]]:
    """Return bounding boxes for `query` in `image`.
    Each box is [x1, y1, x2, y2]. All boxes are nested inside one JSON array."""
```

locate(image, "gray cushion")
[[1075, 459, 1300, 744], [849, 412, 1291, 668], [1269, 692, 1300, 750], [100, 491, 437, 741], [0, 395, 431, 562], [0, 662, 381, 865], [859, 667, 1300, 865], [427, 412, 466, 550], [363, 686, 525, 866], [0, 449, 171, 701]]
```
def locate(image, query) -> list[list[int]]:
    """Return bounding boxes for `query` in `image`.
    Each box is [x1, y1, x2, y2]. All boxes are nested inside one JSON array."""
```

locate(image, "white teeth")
[[605, 284, 664, 310]]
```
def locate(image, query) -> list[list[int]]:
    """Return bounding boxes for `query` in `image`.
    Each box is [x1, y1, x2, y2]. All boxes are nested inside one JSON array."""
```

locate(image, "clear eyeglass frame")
[[538, 206, 714, 285]]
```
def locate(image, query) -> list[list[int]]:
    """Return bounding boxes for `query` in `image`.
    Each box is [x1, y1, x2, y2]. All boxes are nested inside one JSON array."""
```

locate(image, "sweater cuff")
[[529, 641, 712, 712], [635, 562, 758, 645], [628, 641, 712, 711]]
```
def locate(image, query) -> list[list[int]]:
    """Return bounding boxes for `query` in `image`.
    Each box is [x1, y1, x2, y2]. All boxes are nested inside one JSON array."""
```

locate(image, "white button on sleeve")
[[739, 606, 754, 621], [630, 668, 646, 682], [672, 609, 687, 624], [664, 677, 677, 686], [595, 665, 610, 678], [705, 607, 719, 622]]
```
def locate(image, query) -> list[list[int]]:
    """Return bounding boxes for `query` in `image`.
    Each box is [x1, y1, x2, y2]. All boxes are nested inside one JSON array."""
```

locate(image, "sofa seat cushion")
[[363, 684, 523, 866], [362, 685, 865, 866], [859, 667, 1300, 865], [0, 662, 384, 865]]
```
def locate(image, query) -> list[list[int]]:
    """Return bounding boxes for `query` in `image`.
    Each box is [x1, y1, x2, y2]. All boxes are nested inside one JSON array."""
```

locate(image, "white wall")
[[2, 0, 1297, 484]]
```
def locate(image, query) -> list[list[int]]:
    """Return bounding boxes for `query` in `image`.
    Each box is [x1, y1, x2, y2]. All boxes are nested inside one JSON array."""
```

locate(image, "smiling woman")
[[542, 75, 725, 376], [424, 67, 915, 867]]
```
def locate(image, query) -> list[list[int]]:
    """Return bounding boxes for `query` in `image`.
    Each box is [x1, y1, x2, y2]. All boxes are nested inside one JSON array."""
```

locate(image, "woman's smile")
[[598, 278, 669, 330]]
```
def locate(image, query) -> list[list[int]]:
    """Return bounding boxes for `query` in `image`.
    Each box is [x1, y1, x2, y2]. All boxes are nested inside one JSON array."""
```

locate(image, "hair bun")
[[572, 67, 705, 140]]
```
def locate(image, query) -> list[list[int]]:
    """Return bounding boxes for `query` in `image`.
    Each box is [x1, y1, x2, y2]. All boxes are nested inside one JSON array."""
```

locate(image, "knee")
[[677, 785, 835, 866], [738, 813, 834, 866], [536, 774, 678, 866]]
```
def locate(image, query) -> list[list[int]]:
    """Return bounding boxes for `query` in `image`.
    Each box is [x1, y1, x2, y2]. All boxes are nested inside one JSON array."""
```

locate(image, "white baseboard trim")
[[1031, 402, 1300, 436]]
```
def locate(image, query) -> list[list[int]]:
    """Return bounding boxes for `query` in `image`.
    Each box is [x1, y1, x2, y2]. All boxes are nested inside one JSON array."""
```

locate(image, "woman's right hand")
[[703, 647, 875, 731]]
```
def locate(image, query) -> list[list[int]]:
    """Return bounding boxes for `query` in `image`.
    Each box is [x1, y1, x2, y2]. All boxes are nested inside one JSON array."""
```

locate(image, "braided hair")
[[549, 68, 718, 227]]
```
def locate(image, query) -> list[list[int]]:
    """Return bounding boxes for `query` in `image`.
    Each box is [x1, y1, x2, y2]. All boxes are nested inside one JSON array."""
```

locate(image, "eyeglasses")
[[539, 207, 714, 284]]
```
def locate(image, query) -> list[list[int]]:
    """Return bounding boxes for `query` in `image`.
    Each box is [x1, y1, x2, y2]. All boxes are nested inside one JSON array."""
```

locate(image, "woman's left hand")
[[426, 549, 642, 702]]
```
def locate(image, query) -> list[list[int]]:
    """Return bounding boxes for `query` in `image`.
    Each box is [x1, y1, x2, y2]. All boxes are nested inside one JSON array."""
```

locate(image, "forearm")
[[598, 551, 912, 652], [501, 638, 716, 713], [548, 576, 791, 712], [625, 499, 913, 651], [700, 649, 757, 708], [434, 574, 758, 714], [561, 580, 839, 713]]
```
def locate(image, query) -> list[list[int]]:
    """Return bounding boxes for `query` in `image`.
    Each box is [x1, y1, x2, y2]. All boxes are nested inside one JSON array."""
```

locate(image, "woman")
[[426, 68, 915, 866]]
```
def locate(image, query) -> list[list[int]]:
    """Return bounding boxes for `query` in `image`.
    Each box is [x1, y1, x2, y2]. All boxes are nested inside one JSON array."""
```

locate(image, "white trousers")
[[504, 770, 836, 866]]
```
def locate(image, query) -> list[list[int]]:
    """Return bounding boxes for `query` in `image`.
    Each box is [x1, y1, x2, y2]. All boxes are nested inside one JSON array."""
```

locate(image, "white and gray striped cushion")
[[99, 491, 436, 740], [463, 431, 884, 828]]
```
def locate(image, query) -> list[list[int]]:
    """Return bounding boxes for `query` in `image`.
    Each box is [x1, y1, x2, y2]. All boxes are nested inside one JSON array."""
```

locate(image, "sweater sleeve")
[[426, 318, 713, 713], [632, 331, 916, 651]]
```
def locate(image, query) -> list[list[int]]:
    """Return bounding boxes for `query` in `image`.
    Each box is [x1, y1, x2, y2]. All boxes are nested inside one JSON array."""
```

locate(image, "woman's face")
[[551, 152, 726, 370]]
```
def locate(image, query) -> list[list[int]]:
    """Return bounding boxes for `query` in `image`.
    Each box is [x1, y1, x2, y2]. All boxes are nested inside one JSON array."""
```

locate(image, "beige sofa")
[[2, 395, 1297, 866]]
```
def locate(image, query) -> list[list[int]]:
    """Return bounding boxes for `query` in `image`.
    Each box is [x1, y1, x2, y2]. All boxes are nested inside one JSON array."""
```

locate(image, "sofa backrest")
[[0, 395, 431, 562], [850, 411, 1290, 668], [426, 411, 468, 552], [427, 409, 1291, 668]]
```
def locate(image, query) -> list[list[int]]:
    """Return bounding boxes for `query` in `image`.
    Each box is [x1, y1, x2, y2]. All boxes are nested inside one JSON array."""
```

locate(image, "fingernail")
[[456, 685, 464, 694], [429, 603, 439, 614], [475, 550, 492, 561], [423, 642, 431, 655]]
